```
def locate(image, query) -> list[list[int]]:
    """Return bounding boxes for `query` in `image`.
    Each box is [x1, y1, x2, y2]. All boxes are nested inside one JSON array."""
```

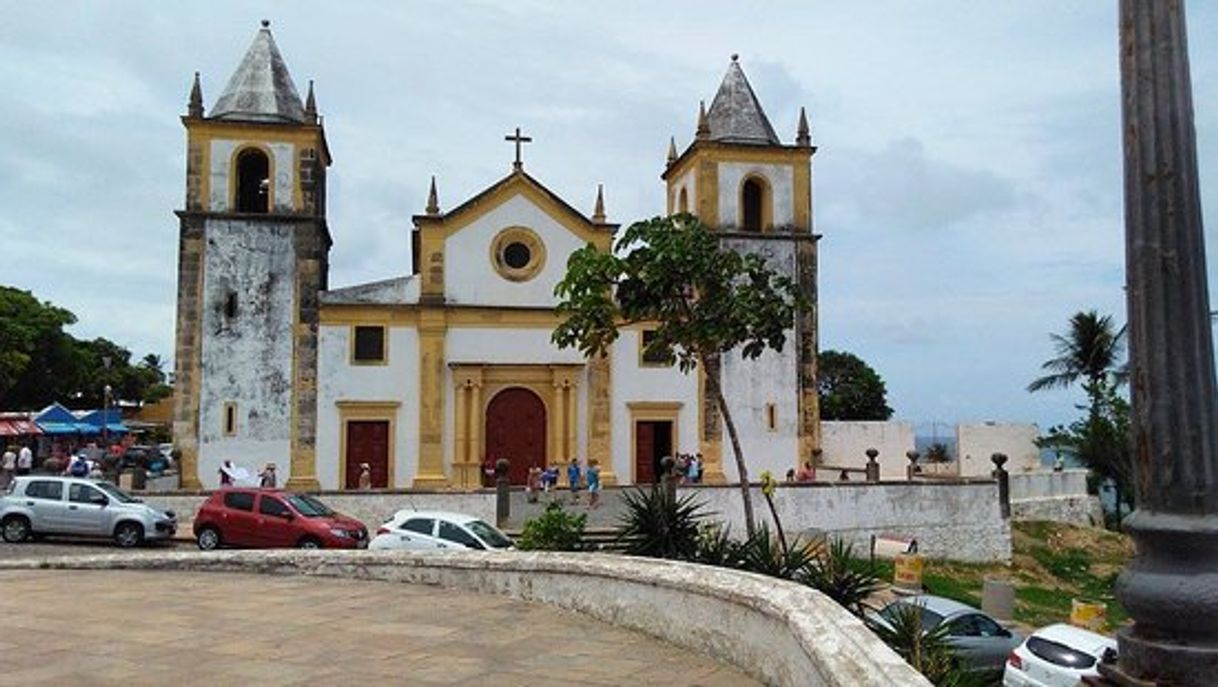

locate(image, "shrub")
[[800, 538, 883, 617], [693, 523, 740, 567], [517, 502, 586, 551], [735, 523, 819, 580], [866, 602, 980, 687], [616, 485, 708, 559]]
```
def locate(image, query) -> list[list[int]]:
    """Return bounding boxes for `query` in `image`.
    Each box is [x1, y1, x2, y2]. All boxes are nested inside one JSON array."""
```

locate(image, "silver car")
[[1, 476, 177, 548], [872, 595, 1024, 679]]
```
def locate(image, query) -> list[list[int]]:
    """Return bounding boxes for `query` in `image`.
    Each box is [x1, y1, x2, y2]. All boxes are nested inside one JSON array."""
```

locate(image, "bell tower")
[[172, 21, 331, 489], [661, 55, 820, 480]]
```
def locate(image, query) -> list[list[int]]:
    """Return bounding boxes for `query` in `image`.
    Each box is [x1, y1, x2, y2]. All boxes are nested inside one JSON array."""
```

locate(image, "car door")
[[218, 491, 258, 546], [969, 613, 1017, 672], [63, 483, 109, 536], [436, 520, 484, 550], [392, 517, 438, 550], [22, 480, 68, 533], [945, 614, 1002, 674], [255, 494, 297, 547]]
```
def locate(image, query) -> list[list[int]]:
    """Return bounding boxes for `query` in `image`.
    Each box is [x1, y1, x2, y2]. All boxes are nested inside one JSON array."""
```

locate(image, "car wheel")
[[114, 522, 144, 548], [297, 537, 322, 550], [196, 526, 221, 551], [2, 515, 31, 543]]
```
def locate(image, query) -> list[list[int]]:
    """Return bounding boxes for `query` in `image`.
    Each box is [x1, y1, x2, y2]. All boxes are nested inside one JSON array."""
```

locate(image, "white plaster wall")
[[669, 168, 697, 214], [718, 161, 795, 228], [957, 422, 1040, 477], [316, 325, 419, 489], [821, 421, 916, 479], [684, 483, 1012, 563], [720, 349, 799, 482], [610, 330, 699, 483], [444, 195, 587, 308], [208, 139, 296, 213], [198, 220, 296, 488], [1008, 469, 1089, 500]]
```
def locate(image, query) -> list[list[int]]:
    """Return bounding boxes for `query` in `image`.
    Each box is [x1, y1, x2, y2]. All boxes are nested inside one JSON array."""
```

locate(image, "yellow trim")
[[320, 307, 419, 327], [678, 187, 689, 214], [627, 401, 682, 484], [441, 175, 614, 251], [793, 157, 812, 232], [489, 226, 547, 283], [738, 173, 774, 232], [349, 324, 389, 366], [587, 352, 614, 485], [416, 309, 448, 487], [665, 141, 810, 183], [696, 160, 719, 226], [337, 401, 400, 490]]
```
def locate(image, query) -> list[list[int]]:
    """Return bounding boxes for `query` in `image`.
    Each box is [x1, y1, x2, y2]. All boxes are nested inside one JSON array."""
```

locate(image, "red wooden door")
[[346, 420, 389, 489], [484, 388, 546, 485], [635, 421, 655, 483]]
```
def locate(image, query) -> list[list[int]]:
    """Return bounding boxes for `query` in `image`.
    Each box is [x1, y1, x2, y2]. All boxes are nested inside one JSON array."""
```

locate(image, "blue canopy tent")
[[77, 409, 128, 436], [35, 404, 128, 436]]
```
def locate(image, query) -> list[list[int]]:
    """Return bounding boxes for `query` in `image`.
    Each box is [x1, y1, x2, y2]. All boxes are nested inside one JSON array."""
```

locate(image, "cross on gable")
[[505, 126, 532, 170]]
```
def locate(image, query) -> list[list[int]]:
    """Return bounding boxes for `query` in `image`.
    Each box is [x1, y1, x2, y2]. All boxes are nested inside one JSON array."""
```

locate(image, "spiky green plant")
[[734, 523, 819, 580], [866, 602, 981, 687], [615, 485, 709, 559], [799, 538, 883, 617]]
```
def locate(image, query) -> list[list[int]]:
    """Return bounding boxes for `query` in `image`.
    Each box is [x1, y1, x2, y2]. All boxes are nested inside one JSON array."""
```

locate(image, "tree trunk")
[[704, 366, 757, 537]]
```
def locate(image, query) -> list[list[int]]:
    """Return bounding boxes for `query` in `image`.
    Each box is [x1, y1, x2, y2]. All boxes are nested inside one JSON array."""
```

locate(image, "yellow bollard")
[[893, 553, 925, 595], [1070, 599, 1107, 631]]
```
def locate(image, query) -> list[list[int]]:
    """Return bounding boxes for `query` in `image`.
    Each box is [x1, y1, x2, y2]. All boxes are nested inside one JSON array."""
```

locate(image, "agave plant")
[[692, 523, 740, 567], [799, 538, 883, 617], [866, 602, 980, 687], [615, 485, 709, 560], [734, 523, 819, 580]]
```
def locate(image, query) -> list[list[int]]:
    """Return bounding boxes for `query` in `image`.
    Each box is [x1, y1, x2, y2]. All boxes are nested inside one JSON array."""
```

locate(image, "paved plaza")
[[0, 569, 758, 686]]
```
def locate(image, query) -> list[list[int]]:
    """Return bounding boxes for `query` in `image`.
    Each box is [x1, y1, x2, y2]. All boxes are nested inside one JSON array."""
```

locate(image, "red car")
[[193, 489, 368, 550]]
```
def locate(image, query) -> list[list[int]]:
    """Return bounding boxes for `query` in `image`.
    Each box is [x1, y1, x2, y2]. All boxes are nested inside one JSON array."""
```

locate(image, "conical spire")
[[705, 55, 779, 145], [796, 106, 811, 147], [696, 100, 711, 140], [426, 176, 440, 215], [304, 80, 317, 124], [592, 184, 606, 223], [188, 71, 204, 118], [210, 20, 306, 123], [666, 136, 678, 165]]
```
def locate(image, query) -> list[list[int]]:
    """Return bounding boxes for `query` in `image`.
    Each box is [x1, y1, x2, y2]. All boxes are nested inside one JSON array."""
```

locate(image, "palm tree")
[[1027, 310, 1126, 393]]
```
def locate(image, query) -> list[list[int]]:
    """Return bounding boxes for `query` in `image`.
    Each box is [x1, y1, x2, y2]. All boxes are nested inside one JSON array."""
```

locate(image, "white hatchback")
[[368, 510, 514, 552], [1003, 623, 1117, 687]]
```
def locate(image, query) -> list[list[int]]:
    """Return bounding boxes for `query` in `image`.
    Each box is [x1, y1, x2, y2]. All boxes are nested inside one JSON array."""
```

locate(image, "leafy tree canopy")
[[0, 285, 169, 409], [816, 349, 894, 421], [553, 213, 806, 536]]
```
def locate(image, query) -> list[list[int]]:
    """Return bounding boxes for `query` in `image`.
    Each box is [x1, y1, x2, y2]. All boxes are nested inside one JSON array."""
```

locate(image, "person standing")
[[586, 459, 602, 510], [16, 443, 34, 476], [218, 460, 234, 487], [1, 445, 16, 488], [259, 463, 277, 488], [358, 463, 372, 490], [566, 458, 582, 504], [686, 454, 701, 484]]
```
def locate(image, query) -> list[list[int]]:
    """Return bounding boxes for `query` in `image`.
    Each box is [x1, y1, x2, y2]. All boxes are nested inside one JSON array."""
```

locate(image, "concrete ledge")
[[0, 550, 929, 686]]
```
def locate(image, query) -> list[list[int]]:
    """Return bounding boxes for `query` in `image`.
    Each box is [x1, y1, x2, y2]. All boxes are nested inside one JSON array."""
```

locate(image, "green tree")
[[816, 350, 893, 421], [553, 214, 805, 537], [1029, 311, 1134, 524]]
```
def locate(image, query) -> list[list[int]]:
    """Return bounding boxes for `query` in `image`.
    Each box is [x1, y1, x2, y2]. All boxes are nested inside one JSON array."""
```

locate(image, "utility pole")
[[1107, 2, 1218, 684]]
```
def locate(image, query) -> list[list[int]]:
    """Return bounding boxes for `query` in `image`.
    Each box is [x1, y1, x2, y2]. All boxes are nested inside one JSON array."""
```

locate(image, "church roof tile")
[[209, 21, 306, 124]]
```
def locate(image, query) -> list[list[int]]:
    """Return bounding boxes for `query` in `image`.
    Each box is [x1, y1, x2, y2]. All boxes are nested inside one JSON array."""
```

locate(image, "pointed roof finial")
[[592, 184, 606, 223], [667, 136, 678, 165], [426, 176, 440, 215], [796, 106, 811, 147], [304, 80, 318, 123], [696, 100, 710, 140], [731, 53, 739, 62], [188, 71, 204, 118], [261, 19, 271, 29]]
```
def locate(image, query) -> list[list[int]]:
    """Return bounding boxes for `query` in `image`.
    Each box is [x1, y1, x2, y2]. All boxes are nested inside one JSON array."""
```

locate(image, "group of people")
[[218, 460, 279, 488], [0, 443, 35, 489], [669, 453, 704, 483], [524, 457, 603, 509]]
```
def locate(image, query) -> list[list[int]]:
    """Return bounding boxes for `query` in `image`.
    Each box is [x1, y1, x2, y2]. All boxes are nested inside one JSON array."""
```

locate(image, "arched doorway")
[[235, 148, 270, 213], [484, 387, 546, 485]]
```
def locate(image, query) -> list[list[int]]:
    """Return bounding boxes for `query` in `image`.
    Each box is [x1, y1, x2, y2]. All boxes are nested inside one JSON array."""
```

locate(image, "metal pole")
[[1110, 2, 1218, 683]]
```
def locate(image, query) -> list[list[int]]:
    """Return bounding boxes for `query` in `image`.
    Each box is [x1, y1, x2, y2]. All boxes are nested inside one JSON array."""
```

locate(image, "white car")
[[368, 510, 513, 551], [1003, 623, 1117, 687]]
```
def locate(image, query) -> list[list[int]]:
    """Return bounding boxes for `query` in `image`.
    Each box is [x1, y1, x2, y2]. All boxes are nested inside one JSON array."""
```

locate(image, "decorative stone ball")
[[495, 458, 510, 477]]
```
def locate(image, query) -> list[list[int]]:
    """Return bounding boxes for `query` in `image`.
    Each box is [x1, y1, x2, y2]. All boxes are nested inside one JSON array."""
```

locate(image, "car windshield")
[[94, 481, 139, 504], [880, 603, 945, 631], [466, 520, 513, 549], [286, 493, 334, 518]]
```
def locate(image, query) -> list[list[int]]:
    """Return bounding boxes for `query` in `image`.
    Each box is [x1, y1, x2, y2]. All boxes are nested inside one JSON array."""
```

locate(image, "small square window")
[[353, 326, 386, 363], [640, 329, 674, 367]]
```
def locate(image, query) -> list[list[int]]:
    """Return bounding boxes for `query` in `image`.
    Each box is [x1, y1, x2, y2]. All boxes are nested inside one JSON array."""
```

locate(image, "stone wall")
[[0, 550, 929, 687], [1008, 469, 1102, 527], [681, 481, 1011, 563], [957, 422, 1040, 476], [820, 421, 915, 479]]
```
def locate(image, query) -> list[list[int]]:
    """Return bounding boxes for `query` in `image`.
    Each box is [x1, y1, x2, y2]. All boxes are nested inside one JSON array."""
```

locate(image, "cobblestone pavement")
[[0, 570, 759, 686]]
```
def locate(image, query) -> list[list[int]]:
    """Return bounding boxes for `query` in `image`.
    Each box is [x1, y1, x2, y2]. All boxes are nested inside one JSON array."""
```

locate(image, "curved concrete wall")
[[0, 550, 929, 687]]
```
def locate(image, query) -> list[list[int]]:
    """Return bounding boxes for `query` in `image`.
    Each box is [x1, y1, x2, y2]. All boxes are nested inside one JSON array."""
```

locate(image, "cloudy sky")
[[2, 2, 1216, 433]]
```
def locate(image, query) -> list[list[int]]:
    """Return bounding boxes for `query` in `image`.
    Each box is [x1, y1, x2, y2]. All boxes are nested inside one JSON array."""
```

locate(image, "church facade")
[[172, 24, 820, 490]]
